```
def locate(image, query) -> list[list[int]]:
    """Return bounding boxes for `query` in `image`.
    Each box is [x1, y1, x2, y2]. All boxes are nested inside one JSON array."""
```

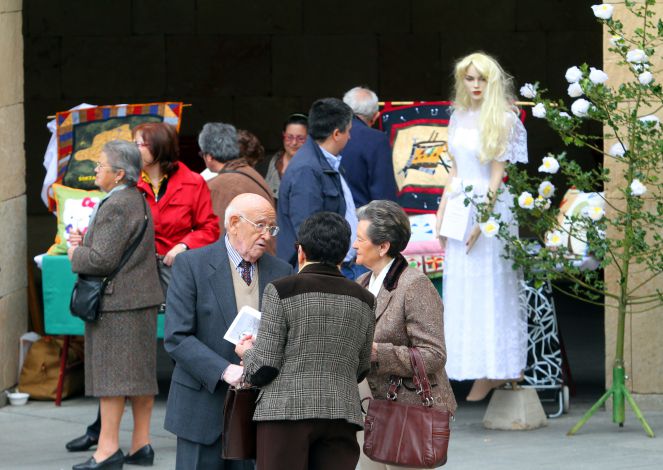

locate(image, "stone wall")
[[603, 1, 663, 410], [24, 0, 601, 218], [0, 0, 27, 398]]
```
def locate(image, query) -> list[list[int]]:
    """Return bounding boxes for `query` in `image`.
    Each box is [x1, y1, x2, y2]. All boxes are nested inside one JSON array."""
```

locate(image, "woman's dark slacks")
[[256, 419, 360, 470]]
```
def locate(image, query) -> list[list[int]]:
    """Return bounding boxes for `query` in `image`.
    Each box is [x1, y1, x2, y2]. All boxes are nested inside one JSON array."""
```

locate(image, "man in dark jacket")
[[277, 98, 364, 279], [340, 86, 398, 207]]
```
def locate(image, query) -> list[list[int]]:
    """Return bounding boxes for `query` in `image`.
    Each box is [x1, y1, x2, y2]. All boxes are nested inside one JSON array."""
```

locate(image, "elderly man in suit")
[[340, 86, 397, 207], [236, 212, 376, 470], [164, 193, 293, 470]]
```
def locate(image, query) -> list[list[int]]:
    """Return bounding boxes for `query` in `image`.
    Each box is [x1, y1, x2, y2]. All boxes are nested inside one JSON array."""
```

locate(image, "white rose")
[[571, 98, 591, 117], [479, 218, 499, 237], [608, 142, 626, 158], [565, 66, 583, 83], [545, 230, 564, 248], [630, 179, 647, 196], [538, 181, 556, 199], [518, 191, 535, 209], [639, 114, 660, 129], [638, 71, 653, 85], [532, 103, 546, 118], [584, 205, 605, 221], [591, 4, 614, 20], [535, 195, 551, 210], [609, 35, 623, 47], [519, 83, 537, 99], [626, 49, 648, 64], [538, 156, 560, 174], [567, 82, 583, 98], [589, 67, 608, 84], [559, 111, 571, 119]]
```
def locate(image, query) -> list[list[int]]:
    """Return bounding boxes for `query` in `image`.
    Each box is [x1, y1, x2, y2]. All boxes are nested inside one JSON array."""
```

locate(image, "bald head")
[[225, 193, 277, 263]]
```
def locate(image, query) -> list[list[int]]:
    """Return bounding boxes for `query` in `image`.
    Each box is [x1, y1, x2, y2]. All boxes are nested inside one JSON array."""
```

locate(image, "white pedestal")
[[482, 388, 548, 430]]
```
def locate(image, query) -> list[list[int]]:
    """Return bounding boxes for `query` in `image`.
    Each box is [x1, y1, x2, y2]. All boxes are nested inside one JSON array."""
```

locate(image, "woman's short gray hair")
[[198, 122, 240, 163], [103, 140, 142, 185], [343, 86, 379, 119], [356, 200, 411, 257]]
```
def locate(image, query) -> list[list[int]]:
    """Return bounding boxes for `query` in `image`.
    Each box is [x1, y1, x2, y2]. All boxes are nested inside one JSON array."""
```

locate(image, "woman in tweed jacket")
[[237, 212, 375, 470], [354, 200, 457, 470], [68, 140, 163, 470]]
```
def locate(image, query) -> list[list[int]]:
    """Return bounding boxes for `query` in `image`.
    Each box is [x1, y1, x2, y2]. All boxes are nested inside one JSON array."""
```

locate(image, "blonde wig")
[[452, 52, 516, 163]]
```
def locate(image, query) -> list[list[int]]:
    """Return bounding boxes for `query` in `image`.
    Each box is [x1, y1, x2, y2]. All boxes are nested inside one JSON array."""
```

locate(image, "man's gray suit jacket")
[[163, 240, 293, 445]]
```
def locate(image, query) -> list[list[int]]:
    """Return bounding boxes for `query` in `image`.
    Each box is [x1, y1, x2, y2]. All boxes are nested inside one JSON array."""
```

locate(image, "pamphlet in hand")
[[223, 305, 262, 345]]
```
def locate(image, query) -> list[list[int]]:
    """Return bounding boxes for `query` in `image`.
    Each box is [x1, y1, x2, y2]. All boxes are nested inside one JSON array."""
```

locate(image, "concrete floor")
[[1, 388, 662, 470]]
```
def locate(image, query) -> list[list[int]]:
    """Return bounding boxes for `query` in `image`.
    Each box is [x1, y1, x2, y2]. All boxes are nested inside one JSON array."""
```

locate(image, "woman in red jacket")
[[134, 122, 220, 295]]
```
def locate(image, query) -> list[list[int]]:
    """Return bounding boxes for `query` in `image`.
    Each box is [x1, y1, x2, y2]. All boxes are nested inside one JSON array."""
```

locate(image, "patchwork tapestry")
[[49, 102, 183, 210], [379, 101, 526, 214]]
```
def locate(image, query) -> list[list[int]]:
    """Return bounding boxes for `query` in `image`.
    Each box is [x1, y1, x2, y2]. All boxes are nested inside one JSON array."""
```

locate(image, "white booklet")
[[223, 305, 262, 345], [438, 196, 472, 241]]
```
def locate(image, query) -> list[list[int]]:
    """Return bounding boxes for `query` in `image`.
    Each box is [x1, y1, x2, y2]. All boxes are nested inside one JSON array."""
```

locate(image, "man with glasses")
[[277, 98, 367, 280], [198, 122, 274, 232], [164, 193, 292, 470]]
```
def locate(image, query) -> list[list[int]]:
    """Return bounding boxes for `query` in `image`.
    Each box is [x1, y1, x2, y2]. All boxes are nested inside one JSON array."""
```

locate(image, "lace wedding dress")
[[442, 108, 528, 380]]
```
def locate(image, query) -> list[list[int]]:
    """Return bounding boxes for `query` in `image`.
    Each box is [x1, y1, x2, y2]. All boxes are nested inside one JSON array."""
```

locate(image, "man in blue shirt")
[[340, 86, 398, 207], [277, 98, 367, 279]]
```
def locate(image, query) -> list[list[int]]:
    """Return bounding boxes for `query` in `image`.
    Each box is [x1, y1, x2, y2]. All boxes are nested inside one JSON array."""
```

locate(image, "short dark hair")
[[307, 98, 353, 141], [132, 122, 179, 176], [356, 200, 411, 257], [282, 113, 308, 132], [297, 212, 350, 266]]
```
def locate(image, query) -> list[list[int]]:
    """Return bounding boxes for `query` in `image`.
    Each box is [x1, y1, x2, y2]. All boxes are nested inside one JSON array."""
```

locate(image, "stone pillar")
[[0, 0, 27, 403], [603, 1, 663, 410]]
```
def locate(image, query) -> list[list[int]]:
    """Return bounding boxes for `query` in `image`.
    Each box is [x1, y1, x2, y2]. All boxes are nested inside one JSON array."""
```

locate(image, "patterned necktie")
[[239, 260, 252, 285]]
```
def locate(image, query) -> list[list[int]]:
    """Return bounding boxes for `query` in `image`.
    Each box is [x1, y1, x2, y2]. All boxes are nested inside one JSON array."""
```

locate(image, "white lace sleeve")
[[496, 112, 528, 164], [447, 111, 457, 142]]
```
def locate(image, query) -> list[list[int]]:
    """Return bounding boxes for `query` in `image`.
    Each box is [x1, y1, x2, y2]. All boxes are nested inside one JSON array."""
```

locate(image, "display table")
[[41, 255, 165, 405], [42, 255, 165, 337]]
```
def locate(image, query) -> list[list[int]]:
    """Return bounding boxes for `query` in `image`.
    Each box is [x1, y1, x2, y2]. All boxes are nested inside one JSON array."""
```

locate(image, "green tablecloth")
[[42, 255, 165, 337]]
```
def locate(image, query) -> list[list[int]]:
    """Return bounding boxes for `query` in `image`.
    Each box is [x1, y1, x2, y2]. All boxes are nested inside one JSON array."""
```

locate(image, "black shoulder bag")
[[69, 197, 149, 322]]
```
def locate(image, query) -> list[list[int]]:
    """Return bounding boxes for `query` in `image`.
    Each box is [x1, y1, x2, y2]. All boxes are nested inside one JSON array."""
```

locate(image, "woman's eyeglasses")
[[283, 134, 306, 144]]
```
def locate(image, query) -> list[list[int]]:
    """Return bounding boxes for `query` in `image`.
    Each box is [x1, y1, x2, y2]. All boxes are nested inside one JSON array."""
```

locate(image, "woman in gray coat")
[[68, 140, 163, 470], [353, 200, 457, 470]]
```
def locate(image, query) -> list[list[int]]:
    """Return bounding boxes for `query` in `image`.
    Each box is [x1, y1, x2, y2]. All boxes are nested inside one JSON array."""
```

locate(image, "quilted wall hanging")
[[48, 102, 183, 210], [379, 101, 526, 215]]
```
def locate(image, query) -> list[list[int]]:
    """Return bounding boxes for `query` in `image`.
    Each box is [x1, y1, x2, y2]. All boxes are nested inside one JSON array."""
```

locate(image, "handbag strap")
[[409, 347, 434, 407], [105, 195, 149, 283]]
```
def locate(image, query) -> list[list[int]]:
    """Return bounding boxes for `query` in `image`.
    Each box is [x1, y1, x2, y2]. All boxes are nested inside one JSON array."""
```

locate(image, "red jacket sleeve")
[[179, 177, 220, 249]]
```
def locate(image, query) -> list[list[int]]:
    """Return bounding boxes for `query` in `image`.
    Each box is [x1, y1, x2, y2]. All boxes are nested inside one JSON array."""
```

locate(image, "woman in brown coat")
[[68, 140, 163, 470], [353, 200, 457, 470]]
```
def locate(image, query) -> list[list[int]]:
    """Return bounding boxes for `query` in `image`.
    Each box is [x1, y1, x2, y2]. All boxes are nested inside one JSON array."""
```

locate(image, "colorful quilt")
[[48, 102, 183, 210], [379, 101, 454, 214], [380, 101, 526, 214]]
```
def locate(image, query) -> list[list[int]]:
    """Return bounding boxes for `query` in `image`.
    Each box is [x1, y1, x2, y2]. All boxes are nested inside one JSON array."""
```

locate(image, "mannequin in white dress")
[[436, 52, 528, 401]]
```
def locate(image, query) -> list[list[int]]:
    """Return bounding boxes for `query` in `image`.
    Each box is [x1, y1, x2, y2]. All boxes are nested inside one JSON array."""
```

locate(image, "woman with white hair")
[[435, 52, 528, 401]]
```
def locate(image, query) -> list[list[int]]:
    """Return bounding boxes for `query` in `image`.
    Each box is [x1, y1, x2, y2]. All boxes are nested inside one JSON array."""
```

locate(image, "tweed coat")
[[70, 186, 163, 312], [358, 255, 457, 414], [243, 263, 376, 428], [163, 241, 293, 445]]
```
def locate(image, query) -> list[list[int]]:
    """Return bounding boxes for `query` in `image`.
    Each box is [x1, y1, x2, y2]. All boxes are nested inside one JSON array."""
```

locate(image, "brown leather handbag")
[[362, 348, 451, 468], [221, 385, 260, 460]]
